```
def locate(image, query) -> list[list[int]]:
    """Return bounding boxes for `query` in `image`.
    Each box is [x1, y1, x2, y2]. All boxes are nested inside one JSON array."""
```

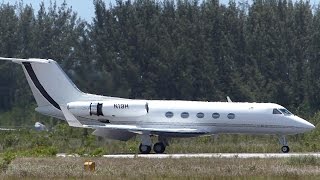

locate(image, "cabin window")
[[273, 109, 282, 114], [212, 113, 220, 119], [196, 112, 204, 118], [181, 112, 189, 118], [165, 111, 174, 118], [227, 113, 235, 119]]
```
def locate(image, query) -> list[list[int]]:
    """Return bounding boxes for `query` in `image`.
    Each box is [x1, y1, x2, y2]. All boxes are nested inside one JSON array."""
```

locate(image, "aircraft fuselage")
[[0, 57, 315, 154]]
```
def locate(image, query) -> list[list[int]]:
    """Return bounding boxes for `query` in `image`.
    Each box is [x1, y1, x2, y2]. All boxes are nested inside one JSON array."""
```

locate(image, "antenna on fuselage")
[[227, 96, 232, 103]]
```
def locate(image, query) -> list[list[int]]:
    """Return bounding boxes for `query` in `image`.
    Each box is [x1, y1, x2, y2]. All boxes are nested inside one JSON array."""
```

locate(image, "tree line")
[[0, 0, 320, 126]]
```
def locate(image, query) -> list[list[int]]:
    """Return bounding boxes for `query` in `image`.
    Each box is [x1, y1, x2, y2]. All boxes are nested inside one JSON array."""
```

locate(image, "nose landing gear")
[[281, 145, 290, 153], [279, 135, 290, 153]]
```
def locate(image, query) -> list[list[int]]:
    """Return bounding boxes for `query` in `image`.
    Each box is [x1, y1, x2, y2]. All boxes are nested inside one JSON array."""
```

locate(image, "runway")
[[101, 153, 320, 159]]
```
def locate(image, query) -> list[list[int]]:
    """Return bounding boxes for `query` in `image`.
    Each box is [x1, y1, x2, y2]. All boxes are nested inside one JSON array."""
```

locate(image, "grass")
[[1, 157, 320, 179], [286, 156, 320, 166], [0, 125, 317, 155], [87, 134, 316, 155], [0, 127, 318, 179]]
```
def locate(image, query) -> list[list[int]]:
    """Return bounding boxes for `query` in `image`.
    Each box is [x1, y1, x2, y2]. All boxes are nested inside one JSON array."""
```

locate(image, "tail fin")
[[0, 57, 82, 110]]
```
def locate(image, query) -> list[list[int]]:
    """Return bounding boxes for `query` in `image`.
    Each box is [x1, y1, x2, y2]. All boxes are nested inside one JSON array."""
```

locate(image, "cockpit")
[[273, 108, 293, 115]]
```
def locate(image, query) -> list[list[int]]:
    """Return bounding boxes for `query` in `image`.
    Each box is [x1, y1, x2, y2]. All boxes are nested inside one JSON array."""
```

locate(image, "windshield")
[[273, 109, 282, 114], [279, 108, 292, 115]]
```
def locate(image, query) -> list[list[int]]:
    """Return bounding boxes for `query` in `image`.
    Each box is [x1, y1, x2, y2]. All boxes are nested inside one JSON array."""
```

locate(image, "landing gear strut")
[[139, 133, 152, 154], [279, 135, 290, 153]]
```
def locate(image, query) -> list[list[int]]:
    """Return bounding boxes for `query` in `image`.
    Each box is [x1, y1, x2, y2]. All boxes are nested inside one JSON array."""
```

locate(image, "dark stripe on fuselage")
[[23, 62, 61, 110]]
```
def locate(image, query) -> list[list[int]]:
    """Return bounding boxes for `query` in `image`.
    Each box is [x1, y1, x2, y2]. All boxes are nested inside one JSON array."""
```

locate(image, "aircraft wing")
[[60, 105, 206, 135], [60, 106, 83, 127], [84, 124, 203, 134]]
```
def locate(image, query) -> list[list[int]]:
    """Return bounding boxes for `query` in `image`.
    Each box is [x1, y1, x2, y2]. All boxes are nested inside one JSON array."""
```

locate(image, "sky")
[[1, 0, 319, 22]]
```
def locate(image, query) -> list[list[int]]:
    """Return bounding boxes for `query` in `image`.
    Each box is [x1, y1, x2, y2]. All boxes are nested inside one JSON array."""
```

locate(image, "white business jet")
[[0, 57, 315, 154]]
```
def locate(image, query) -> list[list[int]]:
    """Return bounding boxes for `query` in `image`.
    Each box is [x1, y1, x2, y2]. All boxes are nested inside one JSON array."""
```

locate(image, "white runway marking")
[[101, 153, 320, 159]]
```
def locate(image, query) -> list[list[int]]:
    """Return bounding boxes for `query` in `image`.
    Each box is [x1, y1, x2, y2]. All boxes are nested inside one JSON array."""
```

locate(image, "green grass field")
[[1, 156, 320, 179], [0, 124, 318, 179]]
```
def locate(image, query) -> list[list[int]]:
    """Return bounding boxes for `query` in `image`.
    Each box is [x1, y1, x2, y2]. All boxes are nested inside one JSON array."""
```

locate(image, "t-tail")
[[0, 57, 120, 119]]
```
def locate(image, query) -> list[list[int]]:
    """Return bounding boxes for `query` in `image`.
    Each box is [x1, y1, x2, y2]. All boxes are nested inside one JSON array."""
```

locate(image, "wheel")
[[281, 146, 290, 153], [153, 142, 166, 154], [139, 143, 151, 154]]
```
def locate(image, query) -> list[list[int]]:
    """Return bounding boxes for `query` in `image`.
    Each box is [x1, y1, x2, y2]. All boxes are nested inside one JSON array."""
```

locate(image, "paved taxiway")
[[98, 153, 320, 159], [56, 153, 320, 158]]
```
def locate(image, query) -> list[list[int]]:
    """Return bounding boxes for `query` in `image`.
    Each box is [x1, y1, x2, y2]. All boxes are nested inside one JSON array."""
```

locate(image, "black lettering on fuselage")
[[114, 104, 129, 109]]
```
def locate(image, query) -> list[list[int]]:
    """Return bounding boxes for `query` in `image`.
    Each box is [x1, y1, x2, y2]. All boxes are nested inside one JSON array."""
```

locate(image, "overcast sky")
[[1, 0, 319, 22]]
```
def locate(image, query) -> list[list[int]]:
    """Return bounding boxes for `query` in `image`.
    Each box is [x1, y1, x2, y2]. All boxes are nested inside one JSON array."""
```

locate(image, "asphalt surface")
[[99, 153, 320, 159]]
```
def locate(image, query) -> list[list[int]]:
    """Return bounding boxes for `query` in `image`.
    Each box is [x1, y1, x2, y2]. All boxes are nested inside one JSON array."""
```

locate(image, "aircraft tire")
[[153, 142, 166, 154], [281, 146, 290, 153], [139, 143, 151, 154]]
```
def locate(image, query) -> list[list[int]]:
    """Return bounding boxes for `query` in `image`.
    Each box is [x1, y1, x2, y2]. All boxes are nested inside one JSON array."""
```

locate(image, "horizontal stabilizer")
[[0, 128, 16, 131], [0, 57, 50, 64]]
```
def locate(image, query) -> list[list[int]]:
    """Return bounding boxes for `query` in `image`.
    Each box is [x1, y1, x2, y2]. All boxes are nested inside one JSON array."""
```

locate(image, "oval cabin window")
[[212, 113, 220, 119], [227, 113, 235, 119], [165, 112, 174, 118], [196, 112, 204, 118], [181, 112, 189, 118]]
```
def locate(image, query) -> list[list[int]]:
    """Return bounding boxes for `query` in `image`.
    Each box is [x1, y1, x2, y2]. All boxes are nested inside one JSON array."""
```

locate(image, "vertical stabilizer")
[[0, 58, 83, 110]]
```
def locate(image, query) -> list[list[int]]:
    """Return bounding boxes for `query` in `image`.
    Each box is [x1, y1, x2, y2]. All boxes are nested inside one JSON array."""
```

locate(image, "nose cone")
[[293, 116, 315, 132], [302, 120, 315, 130]]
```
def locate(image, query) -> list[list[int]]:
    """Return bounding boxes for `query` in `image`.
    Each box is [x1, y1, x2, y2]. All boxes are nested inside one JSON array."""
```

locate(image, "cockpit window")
[[273, 109, 282, 114], [279, 108, 292, 115]]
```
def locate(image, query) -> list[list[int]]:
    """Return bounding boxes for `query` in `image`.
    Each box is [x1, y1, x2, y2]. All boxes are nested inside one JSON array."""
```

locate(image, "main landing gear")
[[139, 134, 168, 154], [138, 142, 166, 154], [153, 142, 166, 153], [279, 135, 290, 153], [139, 144, 152, 154]]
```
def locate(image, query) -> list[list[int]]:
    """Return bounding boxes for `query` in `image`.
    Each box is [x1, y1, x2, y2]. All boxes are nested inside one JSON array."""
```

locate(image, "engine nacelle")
[[67, 100, 148, 118]]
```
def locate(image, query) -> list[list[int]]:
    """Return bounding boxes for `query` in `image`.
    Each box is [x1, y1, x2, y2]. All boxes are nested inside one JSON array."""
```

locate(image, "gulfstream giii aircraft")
[[0, 57, 315, 154]]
